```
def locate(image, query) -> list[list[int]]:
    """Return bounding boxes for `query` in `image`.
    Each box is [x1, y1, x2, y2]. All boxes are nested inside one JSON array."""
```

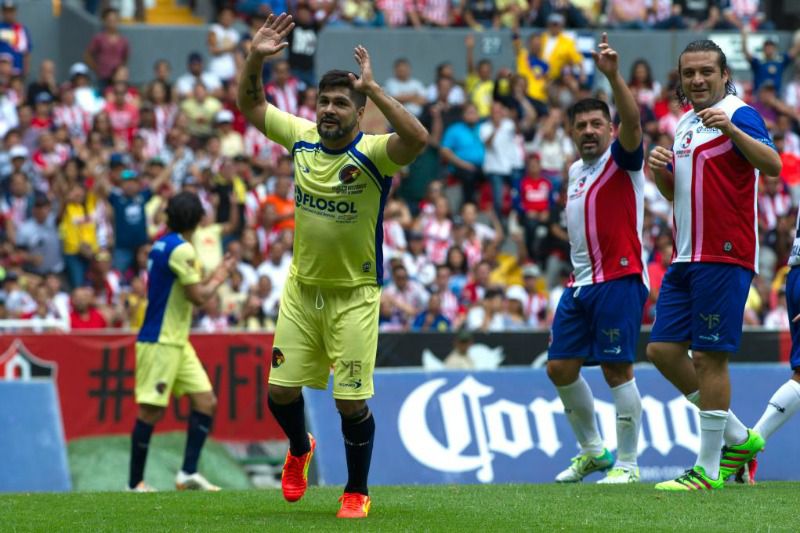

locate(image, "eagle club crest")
[[0, 339, 57, 380], [338, 164, 361, 184]]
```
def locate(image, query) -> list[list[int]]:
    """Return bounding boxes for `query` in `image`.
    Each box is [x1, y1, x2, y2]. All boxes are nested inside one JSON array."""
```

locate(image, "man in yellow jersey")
[[127, 192, 236, 492], [236, 13, 427, 519]]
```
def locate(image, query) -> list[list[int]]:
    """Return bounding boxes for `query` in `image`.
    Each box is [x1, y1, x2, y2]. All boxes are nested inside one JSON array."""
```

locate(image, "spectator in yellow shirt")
[[513, 32, 549, 105], [180, 82, 223, 140], [540, 13, 585, 82], [464, 34, 495, 118], [59, 183, 99, 289], [497, 0, 528, 30]]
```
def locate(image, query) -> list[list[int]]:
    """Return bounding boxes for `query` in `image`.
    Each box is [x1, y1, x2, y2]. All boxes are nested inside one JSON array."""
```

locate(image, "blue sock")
[[182, 411, 213, 474], [129, 419, 154, 488], [268, 395, 310, 456], [341, 408, 375, 496]]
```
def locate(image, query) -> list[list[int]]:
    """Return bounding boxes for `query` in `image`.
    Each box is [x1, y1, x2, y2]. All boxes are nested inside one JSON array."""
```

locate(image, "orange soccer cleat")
[[280, 433, 316, 502], [337, 492, 371, 519]]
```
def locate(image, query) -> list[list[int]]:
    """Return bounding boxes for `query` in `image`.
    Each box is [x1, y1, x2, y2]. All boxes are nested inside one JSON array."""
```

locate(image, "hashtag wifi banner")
[[0, 334, 282, 441]]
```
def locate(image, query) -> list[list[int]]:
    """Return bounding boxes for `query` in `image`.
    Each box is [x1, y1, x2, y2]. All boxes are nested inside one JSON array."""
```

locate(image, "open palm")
[[349, 45, 375, 93], [251, 13, 294, 58]]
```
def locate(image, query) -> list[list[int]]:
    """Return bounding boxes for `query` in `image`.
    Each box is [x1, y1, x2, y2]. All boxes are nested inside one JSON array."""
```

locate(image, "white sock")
[[753, 380, 800, 441], [685, 390, 747, 445], [610, 378, 641, 469], [695, 410, 728, 480], [556, 376, 604, 456], [723, 410, 749, 445]]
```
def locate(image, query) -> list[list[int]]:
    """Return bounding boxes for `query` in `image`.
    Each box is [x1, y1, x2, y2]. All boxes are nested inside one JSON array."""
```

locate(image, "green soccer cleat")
[[719, 429, 765, 481], [654, 466, 724, 491], [555, 449, 614, 482], [597, 466, 640, 484]]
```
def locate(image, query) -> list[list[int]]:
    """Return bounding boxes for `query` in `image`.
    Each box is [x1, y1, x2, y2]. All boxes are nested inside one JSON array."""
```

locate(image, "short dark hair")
[[568, 98, 611, 125], [101, 7, 118, 19], [166, 192, 205, 233], [676, 40, 737, 105], [318, 69, 367, 108], [394, 57, 410, 67]]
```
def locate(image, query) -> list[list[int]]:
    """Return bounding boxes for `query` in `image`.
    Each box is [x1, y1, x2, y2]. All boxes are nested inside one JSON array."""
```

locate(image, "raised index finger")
[[601, 32, 608, 45]]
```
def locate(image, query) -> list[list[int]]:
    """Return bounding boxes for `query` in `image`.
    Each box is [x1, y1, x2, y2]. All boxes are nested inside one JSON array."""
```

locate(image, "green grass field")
[[1, 483, 798, 532], [67, 434, 251, 491]]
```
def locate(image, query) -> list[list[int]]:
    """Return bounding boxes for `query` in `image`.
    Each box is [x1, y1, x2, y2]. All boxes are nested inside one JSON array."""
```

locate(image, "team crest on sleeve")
[[338, 164, 361, 184], [272, 347, 285, 368]]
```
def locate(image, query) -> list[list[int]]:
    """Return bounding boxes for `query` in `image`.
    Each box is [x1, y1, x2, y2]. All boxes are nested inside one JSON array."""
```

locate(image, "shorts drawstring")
[[315, 287, 325, 310]]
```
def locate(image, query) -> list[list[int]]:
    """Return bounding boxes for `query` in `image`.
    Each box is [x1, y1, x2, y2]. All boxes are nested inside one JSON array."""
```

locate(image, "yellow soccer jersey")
[[137, 233, 202, 345], [263, 105, 402, 288]]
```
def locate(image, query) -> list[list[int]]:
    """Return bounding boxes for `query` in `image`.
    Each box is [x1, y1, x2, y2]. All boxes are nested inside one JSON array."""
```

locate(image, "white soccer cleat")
[[175, 471, 221, 491], [555, 449, 615, 483], [126, 481, 157, 492], [597, 466, 640, 484]]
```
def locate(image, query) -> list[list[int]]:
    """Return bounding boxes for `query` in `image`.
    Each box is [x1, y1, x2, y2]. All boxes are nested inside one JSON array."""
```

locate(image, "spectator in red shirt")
[[774, 133, 800, 204], [30, 92, 53, 131], [84, 8, 129, 89], [377, 0, 421, 27], [461, 259, 492, 306], [31, 131, 68, 181], [264, 60, 303, 115], [105, 81, 140, 149], [69, 286, 108, 329], [102, 65, 141, 106], [643, 237, 672, 325], [519, 153, 552, 263]]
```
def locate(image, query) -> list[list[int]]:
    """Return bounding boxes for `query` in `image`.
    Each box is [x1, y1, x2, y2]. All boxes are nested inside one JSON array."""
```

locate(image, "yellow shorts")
[[135, 342, 212, 407], [270, 277, 380, 399]]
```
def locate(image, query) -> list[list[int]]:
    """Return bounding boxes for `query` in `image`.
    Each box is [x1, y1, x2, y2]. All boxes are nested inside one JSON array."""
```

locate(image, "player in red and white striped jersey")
[[648, 40, 782, 491], [547, 34, 648, 485]]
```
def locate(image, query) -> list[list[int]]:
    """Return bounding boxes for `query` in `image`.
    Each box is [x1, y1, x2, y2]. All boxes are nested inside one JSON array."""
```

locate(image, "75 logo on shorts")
[[340, 360, 362, 378]]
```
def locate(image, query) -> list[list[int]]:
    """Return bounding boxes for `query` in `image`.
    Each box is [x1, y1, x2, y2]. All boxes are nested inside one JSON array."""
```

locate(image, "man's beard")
[[317, 116, 357, 141]]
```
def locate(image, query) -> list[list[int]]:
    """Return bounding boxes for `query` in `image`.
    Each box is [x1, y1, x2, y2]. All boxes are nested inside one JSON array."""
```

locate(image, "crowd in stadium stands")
[[0, 1, 797, 333]]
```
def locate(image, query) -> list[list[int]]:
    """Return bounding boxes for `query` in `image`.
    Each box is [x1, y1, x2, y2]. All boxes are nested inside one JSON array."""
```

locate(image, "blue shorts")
[[549, 275, 648, 364], [649, 262, 753, 353], [786, 266, 800, 370]]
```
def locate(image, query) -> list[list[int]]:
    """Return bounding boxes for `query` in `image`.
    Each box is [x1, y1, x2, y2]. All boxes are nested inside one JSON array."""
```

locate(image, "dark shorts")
[[649, 262, 753, 353], [549, 275, 648, 364], [786, 266, 800, 370]]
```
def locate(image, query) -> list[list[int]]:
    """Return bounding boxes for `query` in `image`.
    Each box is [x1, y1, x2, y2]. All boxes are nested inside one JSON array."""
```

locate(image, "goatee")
[[317, 118, 357, 141]]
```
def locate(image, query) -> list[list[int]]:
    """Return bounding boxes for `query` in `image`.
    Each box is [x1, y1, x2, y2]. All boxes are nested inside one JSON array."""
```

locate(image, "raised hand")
[[592, 32, 619, 78], [349, 45, 378, 95], [250, 13, 294, 59]]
